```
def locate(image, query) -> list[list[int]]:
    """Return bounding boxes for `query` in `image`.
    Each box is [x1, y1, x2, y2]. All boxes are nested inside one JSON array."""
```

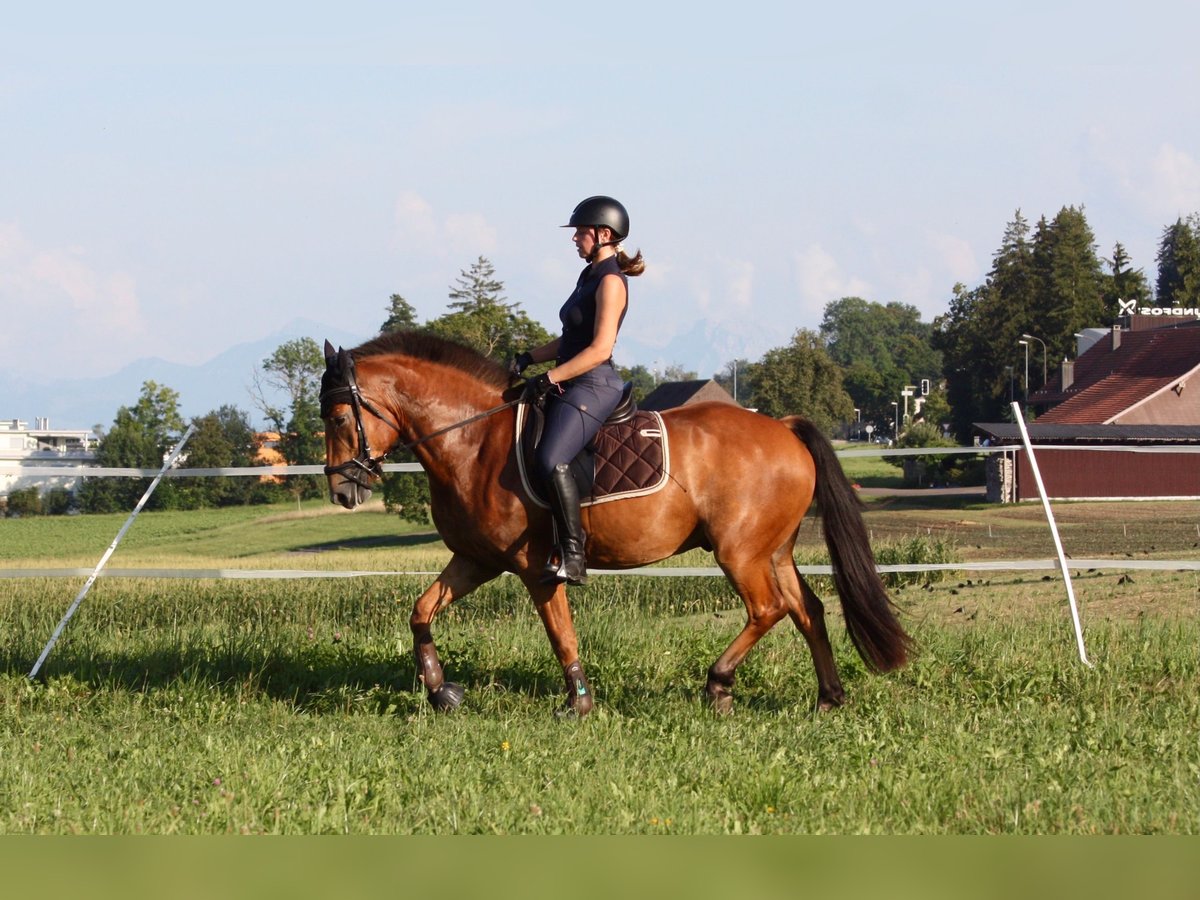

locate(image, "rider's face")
[[572, 226, 612, 259]]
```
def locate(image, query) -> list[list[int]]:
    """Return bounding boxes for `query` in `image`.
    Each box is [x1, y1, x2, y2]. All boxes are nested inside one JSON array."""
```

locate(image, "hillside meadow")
[[0, 482, 1196, 834]]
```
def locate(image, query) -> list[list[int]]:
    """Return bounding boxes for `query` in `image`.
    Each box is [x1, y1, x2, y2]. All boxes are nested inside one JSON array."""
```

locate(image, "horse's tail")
[[785, 416, 913, 673]]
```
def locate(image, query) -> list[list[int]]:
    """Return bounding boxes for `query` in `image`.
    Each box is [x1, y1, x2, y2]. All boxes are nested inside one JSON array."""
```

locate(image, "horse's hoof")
[[428, 682, 465, 711], [706, 686, 734, 715], [554, 702, 592, 720], [817, 693, 844, 712]]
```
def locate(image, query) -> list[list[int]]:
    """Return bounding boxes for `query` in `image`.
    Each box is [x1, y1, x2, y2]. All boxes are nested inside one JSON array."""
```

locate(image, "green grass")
[[837, 452, 904, 488], [1, 500, 1197, 833]]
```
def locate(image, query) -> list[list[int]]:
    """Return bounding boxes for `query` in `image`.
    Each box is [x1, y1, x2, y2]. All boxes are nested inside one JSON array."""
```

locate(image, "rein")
[[320, 353, 519, 487]]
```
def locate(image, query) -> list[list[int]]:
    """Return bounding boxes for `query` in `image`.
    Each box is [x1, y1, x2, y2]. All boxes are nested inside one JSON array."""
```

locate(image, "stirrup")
[[541, 544, 589, 586]]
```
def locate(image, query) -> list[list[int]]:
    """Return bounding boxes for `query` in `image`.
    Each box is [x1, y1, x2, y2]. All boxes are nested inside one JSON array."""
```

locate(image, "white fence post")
[[28, 424, 197, 680], [1011, 403, 1092, 667]]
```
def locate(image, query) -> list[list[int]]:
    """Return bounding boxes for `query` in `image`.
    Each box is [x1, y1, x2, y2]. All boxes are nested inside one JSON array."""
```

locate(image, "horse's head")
[[319, 339, 401, 509]]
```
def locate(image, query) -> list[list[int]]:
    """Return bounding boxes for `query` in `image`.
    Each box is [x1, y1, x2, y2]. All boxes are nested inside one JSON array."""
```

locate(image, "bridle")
[[320, 347, 520, 489]]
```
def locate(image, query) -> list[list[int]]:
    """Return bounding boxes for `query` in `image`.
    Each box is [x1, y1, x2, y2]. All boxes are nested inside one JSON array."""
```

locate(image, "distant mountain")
[[1, 315, 779, 432], [615, 316, 776, 380], [1, 318, 365, 431]]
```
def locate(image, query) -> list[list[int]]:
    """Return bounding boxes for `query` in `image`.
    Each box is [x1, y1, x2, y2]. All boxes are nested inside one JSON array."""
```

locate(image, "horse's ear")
[[323, 339, 337, 365], [337, 347, 353, 373]]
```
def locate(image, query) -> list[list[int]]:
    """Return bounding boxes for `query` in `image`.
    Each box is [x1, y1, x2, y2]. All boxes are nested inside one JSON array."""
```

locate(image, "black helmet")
[[565, 195, 629, 241]]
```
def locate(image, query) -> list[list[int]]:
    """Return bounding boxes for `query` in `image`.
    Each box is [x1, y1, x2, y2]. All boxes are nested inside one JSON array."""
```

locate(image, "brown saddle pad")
[[515, 402, 670, 508]]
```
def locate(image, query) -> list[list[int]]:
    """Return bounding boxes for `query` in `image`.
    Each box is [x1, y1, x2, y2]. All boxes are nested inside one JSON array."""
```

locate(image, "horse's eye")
[[333, 414, 350, 428]]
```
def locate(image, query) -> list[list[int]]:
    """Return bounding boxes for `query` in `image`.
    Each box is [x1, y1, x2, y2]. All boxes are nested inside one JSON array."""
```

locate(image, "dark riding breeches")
[[533, 363, 625, 484]]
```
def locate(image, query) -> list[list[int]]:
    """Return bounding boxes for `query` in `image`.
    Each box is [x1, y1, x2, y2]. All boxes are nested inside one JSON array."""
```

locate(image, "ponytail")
[[616, 247, 645, 277]]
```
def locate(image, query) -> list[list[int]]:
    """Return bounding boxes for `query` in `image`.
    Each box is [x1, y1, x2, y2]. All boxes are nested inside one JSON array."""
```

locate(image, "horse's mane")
[[351, 330, 512, 389]]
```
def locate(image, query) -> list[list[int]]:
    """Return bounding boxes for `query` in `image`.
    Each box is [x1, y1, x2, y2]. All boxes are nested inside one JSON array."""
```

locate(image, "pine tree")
[[1156, 216, 1200, 307], [424, 256, 552, 360], [381, 294, 418, 333], [1104, 241, 1151, 310], [1033, 207, 1106, 361]]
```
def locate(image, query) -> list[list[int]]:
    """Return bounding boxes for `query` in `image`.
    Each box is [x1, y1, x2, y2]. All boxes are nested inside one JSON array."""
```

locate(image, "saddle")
[[517, 384, 671, 508]]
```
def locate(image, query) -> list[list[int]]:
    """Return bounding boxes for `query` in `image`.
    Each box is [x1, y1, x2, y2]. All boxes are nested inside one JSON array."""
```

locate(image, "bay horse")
[[319, 331, 911, 717]]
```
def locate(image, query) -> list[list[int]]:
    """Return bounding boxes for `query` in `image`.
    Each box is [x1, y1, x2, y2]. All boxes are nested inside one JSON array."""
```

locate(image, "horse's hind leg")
[[410, 553, 499, 711], [784, 565, 846, 710], [706, 558, 790, 714]]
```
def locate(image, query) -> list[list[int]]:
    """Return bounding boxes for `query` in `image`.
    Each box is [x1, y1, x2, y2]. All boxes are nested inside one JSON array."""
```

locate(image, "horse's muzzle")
[[329, 477, 373, 510]]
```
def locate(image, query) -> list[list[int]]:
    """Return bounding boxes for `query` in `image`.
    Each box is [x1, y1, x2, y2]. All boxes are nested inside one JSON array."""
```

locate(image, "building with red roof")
[[974, 315, 1200, 501], [1032, 318, 1200, 426]]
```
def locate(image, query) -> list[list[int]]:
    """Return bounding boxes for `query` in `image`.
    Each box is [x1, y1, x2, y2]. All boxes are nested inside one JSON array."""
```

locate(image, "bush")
[[796, 532, 960, 592], [873, 533, 960, 588], [43, 487, 75, 515], [4, 486, 42, 517], [887, 421, 966, 487]]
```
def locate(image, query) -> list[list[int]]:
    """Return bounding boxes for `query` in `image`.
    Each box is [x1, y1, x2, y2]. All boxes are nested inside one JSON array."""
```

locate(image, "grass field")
[[0, 491, 1197, 834]]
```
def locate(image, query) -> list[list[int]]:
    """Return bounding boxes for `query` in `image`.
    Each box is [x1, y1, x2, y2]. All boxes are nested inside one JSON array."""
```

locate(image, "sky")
[[3, 1, 1199, 387]]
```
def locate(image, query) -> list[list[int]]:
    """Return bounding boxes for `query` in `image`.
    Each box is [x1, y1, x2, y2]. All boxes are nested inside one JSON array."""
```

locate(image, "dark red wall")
[[1016, 449, 1200, 499]]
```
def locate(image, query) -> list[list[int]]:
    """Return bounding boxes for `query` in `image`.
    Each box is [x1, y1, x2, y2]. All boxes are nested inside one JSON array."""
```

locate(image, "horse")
[[319, 331, 911, 717]]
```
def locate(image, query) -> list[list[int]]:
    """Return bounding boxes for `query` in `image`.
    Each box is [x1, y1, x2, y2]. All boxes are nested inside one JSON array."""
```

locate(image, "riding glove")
[[522, 372, 558, 405], [508, 351, 534, 377]]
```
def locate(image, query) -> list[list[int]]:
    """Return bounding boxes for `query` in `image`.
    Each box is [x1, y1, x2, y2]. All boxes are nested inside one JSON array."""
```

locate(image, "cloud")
[[1084, 130, 1200, 221], [927, 231, 980, 286], [392, 190, 498, 257], [792, 243, 871, 313], [1146, 144, 1200, 218], [0, 222, 148, 375]]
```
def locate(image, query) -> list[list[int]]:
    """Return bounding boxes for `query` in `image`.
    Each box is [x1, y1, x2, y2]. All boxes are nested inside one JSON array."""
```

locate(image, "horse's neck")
[[380, 362, 506, 470]]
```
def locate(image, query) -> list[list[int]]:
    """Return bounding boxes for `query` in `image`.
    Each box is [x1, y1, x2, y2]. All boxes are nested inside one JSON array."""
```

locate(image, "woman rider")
[[509, 196, 645, 586]]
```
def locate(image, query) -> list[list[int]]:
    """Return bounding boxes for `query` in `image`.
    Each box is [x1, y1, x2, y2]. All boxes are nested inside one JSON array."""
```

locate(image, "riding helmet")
[[565, 196, 629, 241]]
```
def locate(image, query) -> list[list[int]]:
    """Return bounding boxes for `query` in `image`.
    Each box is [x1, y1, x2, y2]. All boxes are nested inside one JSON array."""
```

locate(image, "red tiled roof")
[[1034, 322, 1200, 424]]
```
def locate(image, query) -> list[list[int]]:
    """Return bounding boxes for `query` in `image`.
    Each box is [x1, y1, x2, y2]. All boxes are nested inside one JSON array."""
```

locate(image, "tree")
[[933, 207, 1114, 441], [253, 338, 326, 500], [1035, 206, 1108, 358], [745, 329, 855, 434], [380, 452, 432, 525], [661, 363, 698, 382], [1105, 241, 1151, 310], [1156, 216, 1200, 307], [423, 257, 553, 361], [381, 293, 419, 333], [617, 363, 657, 402], [932, 282, 999, 442], [885, 421, 959, 487], [78, 381, 185, 512], [819, 297, 941, 424], [177, 405, 267, 508], [712, 358, 753, 406]]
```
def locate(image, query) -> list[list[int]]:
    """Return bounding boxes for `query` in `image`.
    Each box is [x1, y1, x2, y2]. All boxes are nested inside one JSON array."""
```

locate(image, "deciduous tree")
[[78, 381, 185, 512], [745, 329, 855, 434]]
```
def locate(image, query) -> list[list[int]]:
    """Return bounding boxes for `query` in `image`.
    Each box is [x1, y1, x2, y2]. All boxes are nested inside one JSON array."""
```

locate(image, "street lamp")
[[1018, 339, 1029, 404], [891, 401, 899, 443], [1021, 333, 1047, 389]]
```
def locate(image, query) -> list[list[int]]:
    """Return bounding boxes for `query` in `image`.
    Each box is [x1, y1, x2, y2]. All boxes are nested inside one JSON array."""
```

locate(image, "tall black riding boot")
[[542, 463, 589, 586]]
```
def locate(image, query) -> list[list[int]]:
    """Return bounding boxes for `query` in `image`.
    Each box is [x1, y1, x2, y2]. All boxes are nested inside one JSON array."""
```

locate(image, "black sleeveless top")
[[556, 255, 628, 365]]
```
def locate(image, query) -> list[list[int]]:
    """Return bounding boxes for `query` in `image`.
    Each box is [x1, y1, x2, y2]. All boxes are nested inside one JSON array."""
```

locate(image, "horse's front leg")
[[524, 578, 594, 718], [411, 553, 499, 712]]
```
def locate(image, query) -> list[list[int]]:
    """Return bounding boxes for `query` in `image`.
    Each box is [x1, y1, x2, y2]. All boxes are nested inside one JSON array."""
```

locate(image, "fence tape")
[[3, 558, 1199, 580], [7, 443, 1200, 479]]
